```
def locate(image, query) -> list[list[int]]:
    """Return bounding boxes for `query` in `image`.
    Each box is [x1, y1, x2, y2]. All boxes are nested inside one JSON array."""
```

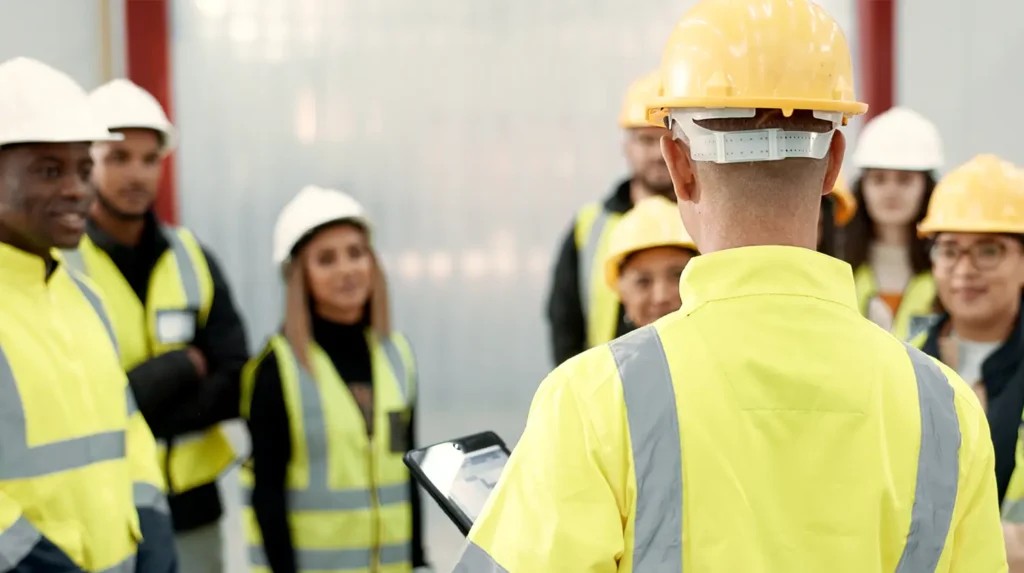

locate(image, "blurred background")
[[3, 0, 1022, 570]]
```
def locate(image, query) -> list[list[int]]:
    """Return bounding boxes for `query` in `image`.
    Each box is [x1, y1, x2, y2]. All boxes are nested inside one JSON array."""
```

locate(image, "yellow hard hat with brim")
[[918, 154, 1024, 237], [604, 196, 697, 289]]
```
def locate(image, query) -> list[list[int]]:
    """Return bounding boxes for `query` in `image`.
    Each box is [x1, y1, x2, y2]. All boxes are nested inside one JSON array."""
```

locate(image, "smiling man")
[[0, 56, 176, 573], [57, 79, 249, 573]]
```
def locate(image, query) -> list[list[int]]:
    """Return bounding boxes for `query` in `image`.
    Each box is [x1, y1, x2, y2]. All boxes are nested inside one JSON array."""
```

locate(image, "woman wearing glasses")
[[912, 155, 1024, 571]]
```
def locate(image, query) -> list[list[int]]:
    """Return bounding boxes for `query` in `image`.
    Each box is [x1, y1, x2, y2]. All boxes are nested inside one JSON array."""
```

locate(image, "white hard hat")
[[852, 107, 944, 172], [89, 79, 176, 154], [273, 185, 371, 266], [0, 57, 121, 147]]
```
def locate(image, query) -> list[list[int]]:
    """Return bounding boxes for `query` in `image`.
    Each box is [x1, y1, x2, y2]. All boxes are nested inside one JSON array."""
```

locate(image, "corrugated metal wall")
[[170, 0, 859, 569]]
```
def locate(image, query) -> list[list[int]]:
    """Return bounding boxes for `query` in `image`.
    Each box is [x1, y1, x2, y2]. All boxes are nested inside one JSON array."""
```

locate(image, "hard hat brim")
[[604, 241, 698, 290], [917, 221, 1024, 238], [646, 96, 868, 125]]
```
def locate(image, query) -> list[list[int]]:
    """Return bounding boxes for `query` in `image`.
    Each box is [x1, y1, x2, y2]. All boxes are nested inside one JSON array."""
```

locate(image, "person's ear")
[[822, 130, 846, 197], [661, 134, 695, 202]]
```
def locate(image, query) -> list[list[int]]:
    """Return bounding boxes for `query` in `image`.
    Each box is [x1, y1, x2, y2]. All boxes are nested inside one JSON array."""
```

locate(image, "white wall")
[[0, 0, 125, 90], [899, 0, 1024, 173]]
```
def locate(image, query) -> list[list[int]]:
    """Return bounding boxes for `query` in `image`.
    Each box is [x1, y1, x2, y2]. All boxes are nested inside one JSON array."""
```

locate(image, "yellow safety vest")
[[574, 202, 623, 348], [239, 332, 417, 573], [853, 264, 936, 341], [62, 227, 236, 493], [0, 243, 142, 572], [1002, 432, 1024, 523], [454, 246, 1005, 572]]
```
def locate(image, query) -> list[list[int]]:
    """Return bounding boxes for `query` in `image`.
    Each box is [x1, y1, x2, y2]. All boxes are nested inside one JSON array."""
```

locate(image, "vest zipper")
[[369, 435, 380, 572]]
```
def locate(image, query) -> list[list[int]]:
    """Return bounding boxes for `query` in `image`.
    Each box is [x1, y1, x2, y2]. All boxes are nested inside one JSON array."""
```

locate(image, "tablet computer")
[[403, 431, 510, 536]]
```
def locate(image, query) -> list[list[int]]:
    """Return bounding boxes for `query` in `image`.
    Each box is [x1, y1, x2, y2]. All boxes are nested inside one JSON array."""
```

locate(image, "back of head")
[[646, 0, 867, 251]]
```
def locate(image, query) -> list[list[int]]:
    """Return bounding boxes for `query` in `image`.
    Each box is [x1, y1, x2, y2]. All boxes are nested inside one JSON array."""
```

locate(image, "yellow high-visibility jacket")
[[854, 264, 936, 341], [0, 243, 154, 572], [63, 228, 235, 494], [454, 246, 1007, 573], [239, 332, 417, 573]]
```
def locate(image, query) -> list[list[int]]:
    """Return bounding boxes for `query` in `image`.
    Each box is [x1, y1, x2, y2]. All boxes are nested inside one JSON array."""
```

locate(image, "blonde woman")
[[240, 186, 428, 573], [603, 195, 698, 328]]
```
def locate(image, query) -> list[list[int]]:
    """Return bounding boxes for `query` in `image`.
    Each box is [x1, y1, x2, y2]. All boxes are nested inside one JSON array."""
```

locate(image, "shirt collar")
[[679, 245, 859, 315], [0, 241, 54, 285], [86, 211, 167, 253]]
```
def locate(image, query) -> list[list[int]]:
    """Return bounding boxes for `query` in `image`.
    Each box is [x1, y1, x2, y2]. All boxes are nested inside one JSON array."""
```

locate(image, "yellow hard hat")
[[831, 173, 857, 227], [646, 0, 867, 154], [918, 154, 1024, 237], [619, 71, 663, 129], [604, 196, 697, 289]]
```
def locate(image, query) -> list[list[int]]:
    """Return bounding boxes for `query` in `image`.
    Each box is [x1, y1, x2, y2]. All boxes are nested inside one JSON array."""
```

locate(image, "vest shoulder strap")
[[381, 331, 417, 404], [161, 226, 216, 324], [573, 202, 604, 249], [60, 264, 119, 355]]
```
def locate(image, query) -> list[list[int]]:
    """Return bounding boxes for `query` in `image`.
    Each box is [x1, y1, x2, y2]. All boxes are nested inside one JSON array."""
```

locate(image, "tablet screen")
[[416, 443, 509, 523]]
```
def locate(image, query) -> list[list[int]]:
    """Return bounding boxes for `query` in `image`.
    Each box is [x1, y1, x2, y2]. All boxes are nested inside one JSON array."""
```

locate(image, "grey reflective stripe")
[[380, 336, 410, 400], [577, 207, 610, 315], [161, 226, 202, 309], [60, 248, 87, 275], [248, 541, 410, 570], [239, 482, 408, 511], [450, 540, 510, 573], [1004, 499, 1024, 524], [0, 516, 40, 570], [895, 343, 960, 573], [96, 553, 137, 573], [0, 346, 126, 480], [64, 269, 119, 355], [126, 387, 139, 417], [609, 325, 683, 572], [133, 481, 170, 514]]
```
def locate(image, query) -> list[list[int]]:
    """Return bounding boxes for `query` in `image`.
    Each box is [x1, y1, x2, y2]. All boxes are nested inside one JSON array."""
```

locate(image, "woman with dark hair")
[[238, 186, 430, 573], [911, 155, 1024, 571], [841, 107, 944, 340]]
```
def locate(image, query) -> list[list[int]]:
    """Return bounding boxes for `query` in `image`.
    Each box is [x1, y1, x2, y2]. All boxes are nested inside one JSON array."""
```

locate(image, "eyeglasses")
[[930, 241, 1012, 271]]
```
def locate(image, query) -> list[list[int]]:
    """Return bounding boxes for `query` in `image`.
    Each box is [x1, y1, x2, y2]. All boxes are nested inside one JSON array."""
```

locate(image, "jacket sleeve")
[[451, 368, 622, 573], [947, 370, 1009, 571], [546, 223, 587, 367], [247, 351, 298, 573], [0, 492, 85, 572], [127, 350, 202, 438], [157, 248, 250, 436], [125, 387, 179, 573]]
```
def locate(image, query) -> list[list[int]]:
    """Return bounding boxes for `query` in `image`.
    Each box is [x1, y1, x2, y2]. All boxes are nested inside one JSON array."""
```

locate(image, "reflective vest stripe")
[[380, 337, 410, 400], [285, 339, 409, 499], [64, 267, 119, 356], [163, 226, 202, 309], [0, 347, 126, 480], [609, 325, 684, 572], [578, 207, 610, 314], [895, 341, 959, 573], [248, 541, 411, 571], [133, 481, 170, 514], [452, 326, 961, 571], [0, 516, 40, 569], [97, 554, 137, 573]]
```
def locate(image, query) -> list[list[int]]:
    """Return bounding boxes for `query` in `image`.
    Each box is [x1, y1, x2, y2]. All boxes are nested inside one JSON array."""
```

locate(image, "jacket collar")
[[678, 245, 859, 316]]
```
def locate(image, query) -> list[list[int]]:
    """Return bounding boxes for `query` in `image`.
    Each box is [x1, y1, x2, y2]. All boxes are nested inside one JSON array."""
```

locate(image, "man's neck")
[[629, 179, 653, 205], [697, 210, 819, 254], [91, 205, 147, 247]]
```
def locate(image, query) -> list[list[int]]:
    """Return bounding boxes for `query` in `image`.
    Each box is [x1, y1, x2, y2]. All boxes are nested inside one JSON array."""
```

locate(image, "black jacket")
[[246, 315, 427, 573], [545, 179, 634, 366], [86, 213, 249, 531], [921, 305, 1024, 504]]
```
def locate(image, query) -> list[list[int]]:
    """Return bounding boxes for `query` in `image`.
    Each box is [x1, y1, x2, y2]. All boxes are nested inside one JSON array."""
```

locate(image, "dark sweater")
[[246, 314, 426, 573]]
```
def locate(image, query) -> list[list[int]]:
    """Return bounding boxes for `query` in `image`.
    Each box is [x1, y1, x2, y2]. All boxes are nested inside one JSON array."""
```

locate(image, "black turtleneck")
[[247, 313, 426, 573]]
